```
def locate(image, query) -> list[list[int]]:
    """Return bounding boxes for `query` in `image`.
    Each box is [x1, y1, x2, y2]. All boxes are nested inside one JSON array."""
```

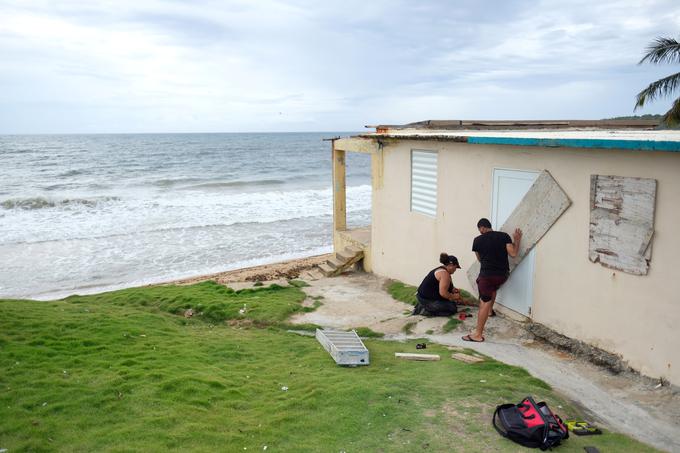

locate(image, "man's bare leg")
[[489, 290, 497, 316], [470, 290, 497, 340]]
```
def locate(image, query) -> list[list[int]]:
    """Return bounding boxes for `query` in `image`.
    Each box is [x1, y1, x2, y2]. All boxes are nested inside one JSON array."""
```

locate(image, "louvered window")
[[410, 150, 437, 217]]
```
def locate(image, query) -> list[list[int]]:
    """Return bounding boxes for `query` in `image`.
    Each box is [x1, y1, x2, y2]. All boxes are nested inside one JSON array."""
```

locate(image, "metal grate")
[[315, 329, 369, 366]]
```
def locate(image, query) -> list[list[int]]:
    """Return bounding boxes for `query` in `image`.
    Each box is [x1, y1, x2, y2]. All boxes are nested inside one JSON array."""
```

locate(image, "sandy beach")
[[166, 253, 332, 286]]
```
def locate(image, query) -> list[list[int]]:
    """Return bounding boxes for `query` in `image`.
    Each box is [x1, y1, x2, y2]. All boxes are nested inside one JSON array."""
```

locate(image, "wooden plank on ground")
[[588, 175, 656, 275], [394, 353, 441, 361], [467, 170, 572, 292], [451, 353, 484, 364]]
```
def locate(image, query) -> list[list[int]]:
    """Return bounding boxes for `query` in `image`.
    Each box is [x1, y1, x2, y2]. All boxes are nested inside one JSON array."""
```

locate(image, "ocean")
[[0, 133, 371, 300]]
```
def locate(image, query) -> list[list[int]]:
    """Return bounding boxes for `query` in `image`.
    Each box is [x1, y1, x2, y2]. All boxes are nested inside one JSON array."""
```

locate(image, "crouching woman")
[[413, 253, 462, 316]]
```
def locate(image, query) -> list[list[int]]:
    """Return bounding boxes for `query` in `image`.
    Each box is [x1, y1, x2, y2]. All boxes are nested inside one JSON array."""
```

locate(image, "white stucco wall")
[[370, 139, 680, 385]]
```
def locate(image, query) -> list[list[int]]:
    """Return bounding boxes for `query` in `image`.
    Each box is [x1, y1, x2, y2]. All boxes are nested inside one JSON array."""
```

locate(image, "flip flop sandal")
[[462, 334, 484, 342]]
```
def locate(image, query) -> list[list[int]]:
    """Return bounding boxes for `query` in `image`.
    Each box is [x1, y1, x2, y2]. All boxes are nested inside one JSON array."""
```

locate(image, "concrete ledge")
[[494, 304, 530, 323], [526, 322, 631, 374]]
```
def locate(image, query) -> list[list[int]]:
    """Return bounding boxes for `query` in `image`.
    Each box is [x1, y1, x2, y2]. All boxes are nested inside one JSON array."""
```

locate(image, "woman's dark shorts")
[[476, 275, 508, 302]]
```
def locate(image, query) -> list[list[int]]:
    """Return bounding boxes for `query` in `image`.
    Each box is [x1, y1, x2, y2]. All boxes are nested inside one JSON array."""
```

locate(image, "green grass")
[[457, 288, 478, 305], [387, 280, 478, 306], [60, 280, 307, 327], [386, 280, 418, 305], [443, 317, 462, 333], [287, 279, 309, 288], [0, 282, 659, 452], [402, 321, 417, 334], [301, 299, 323, 313], [352, 327, 385, 338]]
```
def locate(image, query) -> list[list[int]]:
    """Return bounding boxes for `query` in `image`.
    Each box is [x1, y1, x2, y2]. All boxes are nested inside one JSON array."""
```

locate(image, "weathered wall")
[[370, 139, 680, 385]]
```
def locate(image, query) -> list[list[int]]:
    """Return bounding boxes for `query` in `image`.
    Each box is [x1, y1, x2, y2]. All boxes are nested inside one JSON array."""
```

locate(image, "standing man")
[[462, 218, 521, 342]]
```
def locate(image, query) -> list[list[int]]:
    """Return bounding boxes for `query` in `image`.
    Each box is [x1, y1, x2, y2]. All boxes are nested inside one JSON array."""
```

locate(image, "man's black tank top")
[[417, 266, 453, 301]]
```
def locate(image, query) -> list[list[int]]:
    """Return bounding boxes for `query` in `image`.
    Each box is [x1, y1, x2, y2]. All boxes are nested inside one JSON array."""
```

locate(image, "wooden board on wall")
[[467, 170, 572, 293], [589, 175, 656, 276]]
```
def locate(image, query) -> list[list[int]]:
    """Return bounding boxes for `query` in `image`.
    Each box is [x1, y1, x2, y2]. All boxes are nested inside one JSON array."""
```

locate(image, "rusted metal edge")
[[367, 119, 661, 131], [355, 134, 680, 152]]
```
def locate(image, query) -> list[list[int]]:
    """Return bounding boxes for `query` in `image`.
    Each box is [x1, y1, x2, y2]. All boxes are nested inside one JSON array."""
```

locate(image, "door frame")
[[490, 167, 539, 317]]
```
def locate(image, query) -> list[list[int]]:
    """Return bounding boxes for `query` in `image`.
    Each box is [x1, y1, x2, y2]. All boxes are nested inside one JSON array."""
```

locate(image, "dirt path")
[[290, 271, 680, 453]]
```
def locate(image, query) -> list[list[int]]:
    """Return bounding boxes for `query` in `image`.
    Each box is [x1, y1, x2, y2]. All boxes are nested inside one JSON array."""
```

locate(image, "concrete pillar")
[[332, 143, 347, 233]]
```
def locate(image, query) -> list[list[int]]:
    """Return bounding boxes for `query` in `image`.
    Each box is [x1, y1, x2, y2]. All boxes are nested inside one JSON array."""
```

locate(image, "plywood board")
[[451, 353, 484, 363], [467, 170, 572, 291], [589, 175, 656, 275]]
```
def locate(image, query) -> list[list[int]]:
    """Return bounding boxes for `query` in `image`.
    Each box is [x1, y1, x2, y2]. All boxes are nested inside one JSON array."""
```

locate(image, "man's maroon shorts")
[[476, 275, 508, 302]]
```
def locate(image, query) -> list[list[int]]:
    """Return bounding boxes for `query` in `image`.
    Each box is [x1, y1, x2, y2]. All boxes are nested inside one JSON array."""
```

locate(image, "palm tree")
[[635, 36, 680, 126]]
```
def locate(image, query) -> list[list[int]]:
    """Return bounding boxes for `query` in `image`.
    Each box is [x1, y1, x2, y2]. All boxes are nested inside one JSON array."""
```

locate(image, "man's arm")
[[437, 270, 461, 302], [474, 251, 481, 262], [506, 228, 522, 258]]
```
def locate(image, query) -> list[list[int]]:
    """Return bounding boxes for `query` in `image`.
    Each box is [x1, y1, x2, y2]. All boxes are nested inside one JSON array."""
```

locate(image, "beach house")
[[330, 120, 680, 386]]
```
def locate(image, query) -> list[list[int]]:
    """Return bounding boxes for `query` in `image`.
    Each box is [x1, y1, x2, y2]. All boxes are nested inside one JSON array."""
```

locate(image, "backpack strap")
[[525, 397, 552, 451], [492, 404, 513, 439]]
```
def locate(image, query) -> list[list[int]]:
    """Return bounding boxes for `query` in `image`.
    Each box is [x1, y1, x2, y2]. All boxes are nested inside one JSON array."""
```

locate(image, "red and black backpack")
[[492, 396, 569, 450]]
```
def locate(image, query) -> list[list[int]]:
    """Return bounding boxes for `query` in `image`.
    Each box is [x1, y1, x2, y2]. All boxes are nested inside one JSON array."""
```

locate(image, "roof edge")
[[366, 119, 661, 132]]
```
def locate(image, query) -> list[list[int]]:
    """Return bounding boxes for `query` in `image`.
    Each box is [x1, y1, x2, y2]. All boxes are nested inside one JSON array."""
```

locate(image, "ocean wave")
[[151, 177, 208, 188], [181, 179, 286, 190], [58, 169, 86, 177], [0, 196, 121, 210], [3, 213, 337, 246], [0, 184, 372, 244], [43, 183, 77, 191]]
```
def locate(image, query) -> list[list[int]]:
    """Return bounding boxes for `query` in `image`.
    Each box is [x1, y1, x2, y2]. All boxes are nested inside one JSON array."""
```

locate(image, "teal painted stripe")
[[466, 136, 680, 152]]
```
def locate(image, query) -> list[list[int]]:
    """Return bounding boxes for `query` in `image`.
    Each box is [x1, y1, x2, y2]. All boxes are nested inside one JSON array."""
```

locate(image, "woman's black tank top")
[[417, 266, 452, 301]]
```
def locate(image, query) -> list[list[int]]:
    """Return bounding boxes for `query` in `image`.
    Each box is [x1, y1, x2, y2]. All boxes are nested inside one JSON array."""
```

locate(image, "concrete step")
[[318, 263, 335, 276], [299, 271, 314, 281], [337, 247, 363, 261], [327, 256, 344, 269], [300, 269, 324, 281], [346, 245, 363, 255], [309, 269, 325, 280], [336, 250, 353, 261]]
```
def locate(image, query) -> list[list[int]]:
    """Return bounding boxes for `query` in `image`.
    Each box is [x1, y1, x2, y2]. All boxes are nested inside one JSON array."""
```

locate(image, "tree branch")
[[635, 71, 680, 109], [639, 37, 680, 65], [662, 97, 680, 127]]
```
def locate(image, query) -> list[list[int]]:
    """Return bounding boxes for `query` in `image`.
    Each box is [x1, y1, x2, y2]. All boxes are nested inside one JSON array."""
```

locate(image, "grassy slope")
[[0, 283, 657, 452], [387, 280, 478, 307]]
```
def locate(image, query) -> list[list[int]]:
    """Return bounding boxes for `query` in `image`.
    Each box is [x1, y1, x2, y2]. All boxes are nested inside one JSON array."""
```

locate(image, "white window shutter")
[[411, 150, 437, 217]]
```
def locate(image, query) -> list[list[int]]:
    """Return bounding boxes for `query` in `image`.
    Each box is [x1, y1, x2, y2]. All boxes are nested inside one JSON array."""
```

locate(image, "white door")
[[491, 168, 538, 316]]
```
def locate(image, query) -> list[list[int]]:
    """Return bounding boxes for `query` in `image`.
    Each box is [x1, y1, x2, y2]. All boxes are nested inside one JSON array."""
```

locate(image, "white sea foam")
[[0, 184, 371, 245], [0, 132, 371, 299]]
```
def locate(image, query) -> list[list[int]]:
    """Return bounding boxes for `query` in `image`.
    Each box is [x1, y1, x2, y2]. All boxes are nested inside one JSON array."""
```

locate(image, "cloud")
[[0, 0, 678, 132]]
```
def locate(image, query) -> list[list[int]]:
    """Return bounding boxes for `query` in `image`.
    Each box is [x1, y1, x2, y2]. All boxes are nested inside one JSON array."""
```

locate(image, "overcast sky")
[[1, 0, 679, 133]]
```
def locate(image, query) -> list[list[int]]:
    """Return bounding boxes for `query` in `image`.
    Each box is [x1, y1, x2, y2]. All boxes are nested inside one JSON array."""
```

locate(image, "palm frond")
[[639, 37, 680, 65], [635, 71, 680, 109], [662, 97, 680, 127]]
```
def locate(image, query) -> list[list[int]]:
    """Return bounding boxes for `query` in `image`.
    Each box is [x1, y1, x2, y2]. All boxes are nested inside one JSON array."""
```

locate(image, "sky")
[[1, 0, 679, 133]]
